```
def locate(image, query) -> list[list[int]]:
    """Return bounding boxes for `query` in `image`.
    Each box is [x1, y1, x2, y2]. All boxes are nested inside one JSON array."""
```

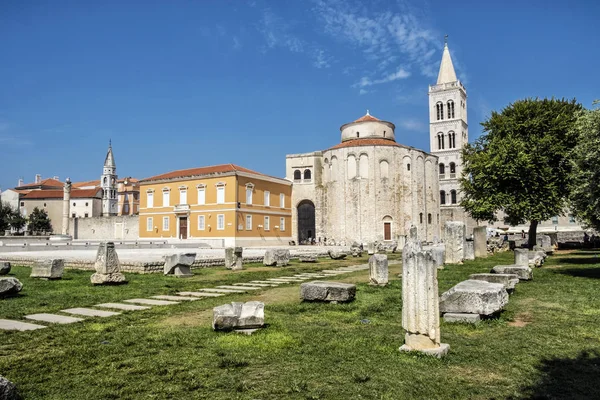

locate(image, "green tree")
[[28, 207, 52, 234], [8, 209, 27, 232], [569, 100, 600, 231], [0, 202, 13, 233], [461, 98, 582, 249]]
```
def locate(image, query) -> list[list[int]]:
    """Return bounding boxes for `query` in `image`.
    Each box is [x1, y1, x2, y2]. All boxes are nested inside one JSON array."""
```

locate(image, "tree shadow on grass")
[[515, 350, 600, 400], [555, 267, 600, 279], [554, 257, 600, 265]]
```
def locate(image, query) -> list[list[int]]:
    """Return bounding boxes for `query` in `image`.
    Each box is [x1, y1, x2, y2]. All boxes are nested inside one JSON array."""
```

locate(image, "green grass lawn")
[[1, 251, 599, 399]]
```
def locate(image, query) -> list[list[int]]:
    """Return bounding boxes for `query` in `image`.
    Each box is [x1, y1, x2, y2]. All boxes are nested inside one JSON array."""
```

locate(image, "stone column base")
[[399, 343, 450, 358]]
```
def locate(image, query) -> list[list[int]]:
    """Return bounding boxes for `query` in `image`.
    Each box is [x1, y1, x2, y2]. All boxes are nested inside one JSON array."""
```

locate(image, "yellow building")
[[138, 164, 293, 247]]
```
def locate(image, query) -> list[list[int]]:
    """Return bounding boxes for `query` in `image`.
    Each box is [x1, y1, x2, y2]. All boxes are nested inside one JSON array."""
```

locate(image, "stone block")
[[263, 249, 290, 266], [0, 375, 20, 400], [491, 265, 533, 280], [469, 273, 520, 291], [328, 250, 348, 260], [439, 280, 509, 316], [225, 247, 243, 270], [514, 249, 529, 266], [423, 244, 445, 269], [0, 262, 10, 275], [212, 301, 265, 331], [299, 255, 317, 263], [464, 241, 475, 260], [369, 254, 388, 286], [528, 251, 546, 267], [0, 277, 22, 297], [30, 259, 64, 279], [473, 226, 488, 258], [366, 242, 376, 255], [91, 272, 127, 285], [443, 313, 481, 323], [300, 281, 356, 302], [443, 221, 466, 264], [164, 253, 196, 277]]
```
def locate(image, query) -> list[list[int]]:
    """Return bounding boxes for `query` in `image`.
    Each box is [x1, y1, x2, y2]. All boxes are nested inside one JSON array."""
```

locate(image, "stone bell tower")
[[101, 141, 118, 216]]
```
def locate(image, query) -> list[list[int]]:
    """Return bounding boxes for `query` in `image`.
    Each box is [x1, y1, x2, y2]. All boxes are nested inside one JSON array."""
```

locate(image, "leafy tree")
[[461, 98, 582, 249], [8, 209, 27, 232], [569, 100, 600, 231], [28, 207, 52, 234], [0, 202, 12, 233]]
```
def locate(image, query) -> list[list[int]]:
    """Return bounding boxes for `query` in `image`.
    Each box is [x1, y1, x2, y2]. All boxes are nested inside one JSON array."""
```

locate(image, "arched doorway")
[[297, 200, 316, 245]]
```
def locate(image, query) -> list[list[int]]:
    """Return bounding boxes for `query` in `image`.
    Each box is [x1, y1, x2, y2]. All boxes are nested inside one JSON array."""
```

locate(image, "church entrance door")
[[179, 217, 188, 239], [297, 200, 316, 245]]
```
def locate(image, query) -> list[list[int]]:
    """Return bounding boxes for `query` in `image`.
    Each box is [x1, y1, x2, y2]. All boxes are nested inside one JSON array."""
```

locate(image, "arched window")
[[419, 213, 423, 224], [438, 133, 445, 150], [440, 190, 446, 205], [103, 177, 107, 184], [436, 102, 444, 120], [347, 155, 357, 178], [428, 213, 432, 224], [450, 190, 457, 204], [407, 163, 411, 171], [439, 163, 445, 175], [448, 131, 455, 148], [356, 132, 360, 138], [293, 170, 301, 181], [447, 100, 455, 119], [450, 162, 456, 174], [380, 160, 389, 179], [303, 169, 311, 181], [359, 154, 369, 178]]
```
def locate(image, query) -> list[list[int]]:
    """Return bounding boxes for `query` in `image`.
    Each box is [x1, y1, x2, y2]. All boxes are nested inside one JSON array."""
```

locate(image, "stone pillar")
[[366, 242, 376, 255], [61, 178, 72, 236], [400, 239, 449, 357], [443, 221, 466, 264], [409, 225, 418, 241], [514, 249, 529, 266], [91, 242, 127, 284], [473, 226, 487, 258], [464, 241, 475, 260], [225, 247, 243, 270], [368, 254, 388, 286]]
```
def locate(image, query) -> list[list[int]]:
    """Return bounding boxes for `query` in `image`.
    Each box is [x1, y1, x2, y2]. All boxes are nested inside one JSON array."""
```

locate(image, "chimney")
[[35, 174, 41, 183], [53, 176, 59, 180], [18, 178, 24, 187]]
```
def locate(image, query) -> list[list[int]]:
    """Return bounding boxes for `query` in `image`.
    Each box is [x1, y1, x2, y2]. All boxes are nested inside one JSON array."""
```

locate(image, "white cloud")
[[398, 119, 426, 131], [233, 36, 242, 50], [355, 67, 411, 87], [312, 49, 331, 69], [359, 88, 369, 95]]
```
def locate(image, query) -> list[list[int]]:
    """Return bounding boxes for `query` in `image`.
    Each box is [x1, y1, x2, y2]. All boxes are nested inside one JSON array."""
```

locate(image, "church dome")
[[340, 111, 396, 143]]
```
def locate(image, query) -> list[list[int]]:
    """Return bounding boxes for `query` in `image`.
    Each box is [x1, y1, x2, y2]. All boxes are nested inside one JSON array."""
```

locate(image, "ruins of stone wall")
[[71, 215, 139, 240]]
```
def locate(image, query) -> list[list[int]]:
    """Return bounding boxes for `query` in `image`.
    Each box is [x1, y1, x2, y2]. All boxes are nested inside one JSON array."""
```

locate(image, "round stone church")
[[286, 111, 440, 245]]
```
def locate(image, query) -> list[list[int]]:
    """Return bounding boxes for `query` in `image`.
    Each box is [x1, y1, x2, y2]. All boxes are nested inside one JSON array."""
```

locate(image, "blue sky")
[[1, 0, 598, 190]]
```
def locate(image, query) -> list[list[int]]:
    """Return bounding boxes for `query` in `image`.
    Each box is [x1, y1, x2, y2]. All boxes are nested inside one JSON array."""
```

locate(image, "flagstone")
[[123, 299, 179, 306], [0, 319, 47, 331], [217, 285, 261, 291], [152, 295, 200, 301], [95, 303, 151, 311], [177, 291, 225, 297], [61, 308, 121, 318], [25, 313, 83, 324]]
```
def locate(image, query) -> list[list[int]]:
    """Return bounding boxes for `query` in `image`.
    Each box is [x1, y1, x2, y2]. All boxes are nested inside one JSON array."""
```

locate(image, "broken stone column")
[[473, 226, 488, 258], [443, 221, 466, 264], [91, 242, 127, 284], [423, 244, 445, 269], [212, 301, 265, 333], [225, 247, 243, 270], [31, 259, 64, 279], [400, 240, 449, 357], [263, 249, 290, 266], [366, 242, 376, 255], [464, 241, 475, 260], [369, 254, 388, 286], [514, 249, 529, 266], [163, 253, 195, 277]]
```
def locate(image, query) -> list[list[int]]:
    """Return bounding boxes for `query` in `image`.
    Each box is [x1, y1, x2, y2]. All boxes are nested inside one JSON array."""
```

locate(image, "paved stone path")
[[0, 262, 370, 331]]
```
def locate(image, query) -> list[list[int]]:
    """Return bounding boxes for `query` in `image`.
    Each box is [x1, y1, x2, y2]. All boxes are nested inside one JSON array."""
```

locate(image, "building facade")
[[287, 112, 441, 245], [138, 164, 292, 246]]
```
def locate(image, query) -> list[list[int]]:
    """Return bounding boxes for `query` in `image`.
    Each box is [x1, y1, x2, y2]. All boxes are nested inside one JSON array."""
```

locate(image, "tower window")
[[304, 169, 311, 181], [356, 132, 360, 138], [440, 190, 446, 205], [450, 162, 456, 174], [447, 100, 455, 119], [293, 170, 301, 182], [450, 190, 457, 204], [439, 163, 445, 175], [419, 213, 423, 224], [438, 133, 445, 150], [407, 163, 411, 171], [436, 102, 444, 121], [428, 213, 432, 224]]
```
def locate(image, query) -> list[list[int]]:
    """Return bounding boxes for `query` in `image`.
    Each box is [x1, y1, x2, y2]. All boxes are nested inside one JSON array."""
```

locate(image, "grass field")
[[1, 250, 599, 399]]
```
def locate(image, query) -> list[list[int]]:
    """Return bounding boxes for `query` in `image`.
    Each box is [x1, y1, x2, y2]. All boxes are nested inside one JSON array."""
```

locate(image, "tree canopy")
[[569, 101, 600, 231], [460, 97, 582, 248], [0, 202, 25, 233], [28, 207, 52, 234]]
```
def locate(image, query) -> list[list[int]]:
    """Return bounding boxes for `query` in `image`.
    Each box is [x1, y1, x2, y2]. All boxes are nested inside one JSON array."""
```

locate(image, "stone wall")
[[71, 215, 139, 240]]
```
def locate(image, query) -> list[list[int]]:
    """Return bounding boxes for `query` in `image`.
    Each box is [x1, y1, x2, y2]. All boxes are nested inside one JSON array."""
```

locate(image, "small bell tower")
[[101, 140, 118, 216]]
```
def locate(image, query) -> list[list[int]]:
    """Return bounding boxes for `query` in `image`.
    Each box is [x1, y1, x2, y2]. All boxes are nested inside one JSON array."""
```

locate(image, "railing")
[[439, 174, 445, 180], [173, 204, 190, 212], [429, 81, 465, 92], [450, 173, 456, 179]]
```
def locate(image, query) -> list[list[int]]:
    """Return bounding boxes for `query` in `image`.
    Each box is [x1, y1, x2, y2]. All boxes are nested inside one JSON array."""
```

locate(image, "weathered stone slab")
[[0, 319, 47, 331], [225, 247, 243, 270], [423, 244, 445, 269], [469, 273, 520, 291], [328, 250, 348, 260], [528, 251, 546, 267], [263, 249, 290, 266], [491, 265, 533, 280], [443, 313, 481, 323], [299, 255, 318, 263], [0, 375, 20, 399], [25, 313, 84, 324], [320, 270, 351, 274], [177, 291, 224, 297], [91, 242, 127, 285], [152, 295, 199, 301], [95, 303, 151, 311], [366, 242, 376, 255], [217, 285, 261, 291], [464, 241, 475, 260], [0, 277, 23, 297], [30, 259, 64, 279], [0, 262, 10, 275], [439, 280, 509, 316], [123, 298, 179, 306], [164, 253, 195, 277], [198, 288, 247, 293], [369, 254, 388, 286], [250, 280, 282, 285], [300, 281, 356, 302], [213, 301, 265, 331], [473, 226, 488, 258], [443, 221, 466, 264], [514, 249, 529, 266], [60, 308, 121, 317], [233, 282, 277, 287], [266, 278, 298, 283]]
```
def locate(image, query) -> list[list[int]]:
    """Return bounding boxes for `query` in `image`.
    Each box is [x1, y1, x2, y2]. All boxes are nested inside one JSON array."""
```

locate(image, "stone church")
[[286, 39, 473, 245]]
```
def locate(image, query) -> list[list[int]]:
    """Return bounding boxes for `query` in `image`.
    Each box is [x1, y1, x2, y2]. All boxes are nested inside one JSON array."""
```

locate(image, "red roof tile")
[[22, 188, 102, 199], [354, 113, 381, 123], [327, 138, 400, 150], [17, 178, 63, 189], [72, 180, 100, 188], [140, 164, 267, 183]]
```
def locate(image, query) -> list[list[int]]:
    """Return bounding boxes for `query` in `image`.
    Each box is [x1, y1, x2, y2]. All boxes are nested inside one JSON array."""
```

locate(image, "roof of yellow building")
[[140, 164, 268, 183]]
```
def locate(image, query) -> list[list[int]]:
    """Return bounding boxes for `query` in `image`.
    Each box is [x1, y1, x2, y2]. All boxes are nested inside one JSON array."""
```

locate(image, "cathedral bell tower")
[[429, 36, 468, 225], [101, 141, 118, 216]]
